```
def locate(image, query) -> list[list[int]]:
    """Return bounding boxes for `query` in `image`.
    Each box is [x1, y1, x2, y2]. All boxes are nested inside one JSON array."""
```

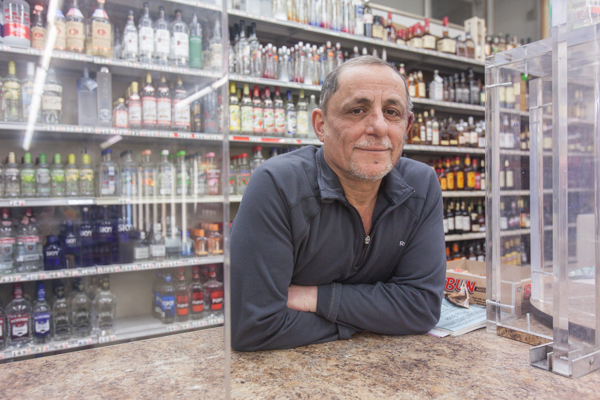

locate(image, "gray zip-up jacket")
[[231, 146, 446, 351]]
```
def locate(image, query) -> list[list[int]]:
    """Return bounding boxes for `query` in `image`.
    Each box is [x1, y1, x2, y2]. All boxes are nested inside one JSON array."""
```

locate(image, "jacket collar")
[[315, 146, 415, 206]]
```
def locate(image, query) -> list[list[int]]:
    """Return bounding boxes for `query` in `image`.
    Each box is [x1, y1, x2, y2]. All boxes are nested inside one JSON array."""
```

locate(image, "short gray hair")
[[319, 55, 413, 116]]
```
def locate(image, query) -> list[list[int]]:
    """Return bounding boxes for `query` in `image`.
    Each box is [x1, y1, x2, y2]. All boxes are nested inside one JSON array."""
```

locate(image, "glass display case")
[[0, 0, 230, 392], [485, 0, 600, 378]]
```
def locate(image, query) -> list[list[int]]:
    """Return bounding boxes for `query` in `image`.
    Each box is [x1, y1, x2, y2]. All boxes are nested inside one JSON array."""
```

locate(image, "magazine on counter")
[[428, 298, 487, 338]]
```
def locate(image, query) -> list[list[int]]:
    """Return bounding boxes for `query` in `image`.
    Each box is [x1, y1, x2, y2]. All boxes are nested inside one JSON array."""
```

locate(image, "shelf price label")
[[167, 325, 179, 332], [33, 345, 50, 354], [9, 200, 25, 206], [75, 338, 93, 347], [11, 348, 31, 357], [99, 335, 117, 344]]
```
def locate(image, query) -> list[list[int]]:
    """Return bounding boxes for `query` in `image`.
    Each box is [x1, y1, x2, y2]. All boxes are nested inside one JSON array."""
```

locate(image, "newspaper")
[[428, 299, 487, 337]]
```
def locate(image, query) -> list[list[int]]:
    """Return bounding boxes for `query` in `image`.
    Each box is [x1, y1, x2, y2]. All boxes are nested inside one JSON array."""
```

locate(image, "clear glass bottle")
[[6, 283, 33, 347], [285, 90, 297, 137], [98, 148, 119, 197], [156, 74, 171, 130], [193, 229, 208, 257], [140, 150, 155, 197], [41, 68, 62, 124], [96, 67, 112, 127], [236, 153, 251, 195], [33, 281, 51, 344], [113, 98, 128, 128], [65, 154, 79, 197], [240, 84, 253, 135], [229, 82, 241, 133], [307, 94, 318, 138], [154, 6, 170, 65], [150, 223, 166, 260], [94, 276, 117, 334], [52, 283, 70, 341], [15, 209, 42, 272], [79, 154, 94, 196], [0, 208, 17, 275], [262, 87, 275, 136], [209, 20, 223, 72], [296, 89, 308, 138], [249, 23, 260, 77], [35, 153, 52, 197], [176, 151, 191, 196], [133, 231, 150, 261], [21, 62, 35, 119], [4, 152, 20, 197], [3, 0, 31, 48], [189, 266, 204, 319], [273, 86, 285, 137], [30, 6, 46, 50], [138, 2, 154, 64], [77, 67, 98, 126], [251, 145, 265, 174], [20, 152, 36, 198], [119, 150, 138, 198], [206, 152, 221, 195], [203, 265, 223, 315], [71, 278, 92, 338], [51, 153, 66, 197], [128, 81, 142, 129], [90, 0, 112, 58], [2, 61, 22, 122], [237, 20, 250, 75], [170, 9, 189, 67], [157, 150, 174, 196], [189, 13, 203, 69], [165, 217, 181, 259], [66, 0, 85, 53], [207, 224, 223, 255], [252, 85, 263, 135], [174, 268, 190, 321], [122, 10, 139, 61], [172, 76, 190, 131], [141, 72, 157, 129]]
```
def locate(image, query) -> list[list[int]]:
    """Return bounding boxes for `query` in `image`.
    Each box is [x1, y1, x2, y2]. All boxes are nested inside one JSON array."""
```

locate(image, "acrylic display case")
[[485, 0, 600, 378]]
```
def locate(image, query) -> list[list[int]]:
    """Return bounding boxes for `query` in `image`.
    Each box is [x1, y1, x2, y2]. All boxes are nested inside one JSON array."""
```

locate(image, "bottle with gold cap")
[[229, 82, 240, 133], [240, 84, 253, 135], [79, 154, 94, 196], [142, 72, 156, 129], [2, 62, 22, 122], [128, 81, 142, 129], [113, 98, 128, 128], [65, 154, 80, 197]]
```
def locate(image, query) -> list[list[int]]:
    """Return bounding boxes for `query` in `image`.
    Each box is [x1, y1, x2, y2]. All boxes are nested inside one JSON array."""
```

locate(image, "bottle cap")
[[179, 150, 186, 157], [206, 152, 215, 157], [252, 145, 262, 152], [82, 154, 91, 164], [68, 154, 76, 164], [120, 149, 132, 158], [54, 153, 62, 164], [24, 152, 32, 163], [161, 149, 169, 156], [165, 274, 172, 282], [39, 153, 47, 163]]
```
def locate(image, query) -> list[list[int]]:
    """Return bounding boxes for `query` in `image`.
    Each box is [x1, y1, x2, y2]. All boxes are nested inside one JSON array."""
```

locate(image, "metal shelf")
[[445, 232, 486, 241], [498, 107, 529, 118], [403, 144, 485, 154], [500, 229, 530, 237], [0, 256, 224, 284], [442, 191, 485, 198], [0, 195, 228, 207], [0, 336, 98, 361], [500, 149, 530, 156], [229, 134, 321, 145]]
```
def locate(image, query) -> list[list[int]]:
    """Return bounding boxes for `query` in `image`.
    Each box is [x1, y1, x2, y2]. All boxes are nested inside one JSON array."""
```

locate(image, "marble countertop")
[[1, 328, 599, 399]]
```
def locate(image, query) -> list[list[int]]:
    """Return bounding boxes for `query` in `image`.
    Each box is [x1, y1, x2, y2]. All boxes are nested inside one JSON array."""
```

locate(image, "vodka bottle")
[[2, 61, 22, 122], [263, 87, 275, 135], [429, 70, 444, 101], [97, 67, 112, 127], [321, 0, 331, 28], [21, 62, 35, 118], [128, 81, 142, 129], [156, 74, 172, 130], [3, 0, 30, 47], [170, 10, 189, 67], [122, 10, 139, 61], [296, 89, 309, 138], [94, 277, 116, 334], [79, 207, 94, 267], [71, 278, 92, 337], [113, 98, 128, 128], [252, 85, 264, 135], [35, 153, 51, 197], [79, 154, 94, 196], [236, 154, 251, 195], [273, 87, 285, 136], [193, 153, 207, 196], [174, 268, 190, 321], [240, 84, 253, 135], [51, 153, 66, 197], [65, 154, 79, 197], [176, 151, 191, 196], [44, 235, 64, 270], [160, 274, 176, 324], [249, 23, 261, 77], [66, 0, 85, 53], [209, 20, 223, 72], [4, 152, 20, 197], [77, 68, 98, 126], [307, 95, 318, 138], [165, 217, 181, 259], [142, 72, 157, 129], [285, 90, 297, 137], [363, 0, 373, 37], [0, 208, 17, 275], [20, 152, 36, 197], [62, 220, 80, 268], [157, 150, 174, 196], [172, 76, 190, 131], [5, 283, 32, 347], [229, 156, 237, 196], [90, 0, 112, 58], [206, 152, 221, 195], [98, 148, 119, 197], [95, 206, 114, 265], [141, 150, 155, 197], [119, 150, 138, 198], [237, 20, 250, 75], [41, 68, 62, 124], [138, 2, 154, 64], [54, 9, 67, 51], [274, 0, 287, 20], [251, 146, 265, 174], [15, 211, 42, 272], [32, 281, 51, 344], [189, 13, 203, 69], [229, 83, 241, 132], [52, 283, 70, 340], [30, 7, 46, 50], [150, 223, 166, 260], [154, 6, 170, 65], [133, 230, 150, 261], [189, 266, 205, 319], [203, 265, 223, 315]]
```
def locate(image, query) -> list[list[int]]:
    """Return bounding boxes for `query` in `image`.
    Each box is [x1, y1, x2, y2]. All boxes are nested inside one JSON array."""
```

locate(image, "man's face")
[[314, 64, 413, 183]]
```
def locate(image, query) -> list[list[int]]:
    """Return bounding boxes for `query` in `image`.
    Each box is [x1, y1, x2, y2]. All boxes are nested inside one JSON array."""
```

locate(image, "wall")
[[493, 0, 542, 42]]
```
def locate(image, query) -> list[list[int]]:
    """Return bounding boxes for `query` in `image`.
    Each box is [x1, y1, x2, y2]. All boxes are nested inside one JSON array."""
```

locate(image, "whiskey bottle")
[[90, 0, 112, 58], [385, 13, 395, 42], [436, 17, 456, 54], [445, 158, 455, 191], [409, 113, 420, 144], [54, 9, 67, 51], [417, 71, 426, 98], [446, 201, 455, 234], [464, 154, 475, 190], [66, 0, 85, 53], [465, 32, 475, 59], [142, 73, 157, 129], [421, 18, 436, 50], [31, 7, 46, 50], [455, 156, 464, 190]]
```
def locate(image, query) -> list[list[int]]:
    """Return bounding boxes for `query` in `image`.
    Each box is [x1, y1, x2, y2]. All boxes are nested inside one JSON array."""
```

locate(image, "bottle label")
[[192, 291, 204, 313], [456, 172, 464, 189], [467, 171, 476, 188], [4, 20, 31, 40], [274, 109, 286, 132], [176, 294, 189, 316], [155, 29, 170, 55], [18, 235, 40, 262], [134, 246, 149, 260], [263, 108, 275, 133], [42, 87, 62, 111], [229, 105, 241, 131], [142, 96, 157, 125], [51, 169, 66, 183], [442, 218, 448, 234], [207, 168, 220, 194], [162, 295, 175, 318], [66, 20, 85, 52], [252, 107, 264, 133], [286, 111, 297, 135], [438, 39, 456, 54], [423, 35, 436, 49], [189, 36, 203, 68], [241, 106, 253, 132], [114, 109, 128, 128], [21, 168, 35, 184], [150, 244, 166, 258], [66, 168, 79, 183], [139, 26, 154, 53], [447, 173, 455, 190], [171, 32, 189, 58], [34, 311, 51, 336], [173, 99, 190, 128], [440, 177, 447, 191], [363, 14, 373, 24], [411, 37, 423, 48], [92, 21, 112, 54], [448, 216, 455, 231], [129, 101, 142, 124], [31, 26, 47, 49], [124, 30, 138, 55], [506, 171, 514, 188], [209, 290, 223, 310], [372, 25, 385, 40], [8, 314, 30, 340], [22, 81, 34, 116], [54, 19, 66, 50], [297, 111, 308, 134], [454, 215, 462, 231], [157, 98, 172, 126]]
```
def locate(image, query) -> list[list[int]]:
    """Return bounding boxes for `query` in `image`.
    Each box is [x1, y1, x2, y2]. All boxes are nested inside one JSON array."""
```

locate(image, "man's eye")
[[351, 109, 363, 115], [386, 109, 400, 117]]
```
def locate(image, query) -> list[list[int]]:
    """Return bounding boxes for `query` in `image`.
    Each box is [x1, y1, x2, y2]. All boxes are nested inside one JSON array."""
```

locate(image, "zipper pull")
[[364, 235, 370, 245]]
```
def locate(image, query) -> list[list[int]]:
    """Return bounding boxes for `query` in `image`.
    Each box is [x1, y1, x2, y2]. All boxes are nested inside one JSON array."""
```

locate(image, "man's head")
[[313, 56, 414, 183]]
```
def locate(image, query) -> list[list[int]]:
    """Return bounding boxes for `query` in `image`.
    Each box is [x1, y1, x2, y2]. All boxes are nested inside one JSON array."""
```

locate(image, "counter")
[[1, 328, 599, 399]]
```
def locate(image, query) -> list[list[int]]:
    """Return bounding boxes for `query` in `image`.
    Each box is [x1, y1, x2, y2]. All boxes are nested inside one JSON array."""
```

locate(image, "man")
[[231, 56, 446, 351]]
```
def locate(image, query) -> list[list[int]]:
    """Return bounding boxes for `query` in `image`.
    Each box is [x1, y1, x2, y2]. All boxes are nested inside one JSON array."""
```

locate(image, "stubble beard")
[[347, 139, 396, 182]]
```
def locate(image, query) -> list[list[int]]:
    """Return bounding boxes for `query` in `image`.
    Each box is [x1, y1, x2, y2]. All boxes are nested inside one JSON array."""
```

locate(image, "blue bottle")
[[33, 281, 51, 344], [161, 274, 175, 324], [62, 220, 80, 269], [117, 205, 134, 264], [95, 206, 115, 266], [79, 207, 94, 267], [44, 236, 65, 271]]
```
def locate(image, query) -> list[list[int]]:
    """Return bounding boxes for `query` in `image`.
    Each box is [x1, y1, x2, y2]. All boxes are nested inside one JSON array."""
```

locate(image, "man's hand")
[[287, 285, 318, 313]]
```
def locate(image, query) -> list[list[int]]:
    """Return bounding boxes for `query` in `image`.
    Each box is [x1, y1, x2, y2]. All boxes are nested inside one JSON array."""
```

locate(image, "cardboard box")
[[445, 259, 531, 315], [464, 16, 486, 62]]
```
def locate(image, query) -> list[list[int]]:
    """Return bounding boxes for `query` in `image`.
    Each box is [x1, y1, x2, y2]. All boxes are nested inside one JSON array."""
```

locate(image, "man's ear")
[[313, 108, 326, 142], [405, 112, 415, 136]]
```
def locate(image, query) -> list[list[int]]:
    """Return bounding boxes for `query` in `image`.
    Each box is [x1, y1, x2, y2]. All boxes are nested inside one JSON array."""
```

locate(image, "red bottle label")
[[192, 292, 204, 313], [210, 291, 223, 311], [176, 295, 189, 316], [5, 23, 31, 40], [7, 313, 30, 340]]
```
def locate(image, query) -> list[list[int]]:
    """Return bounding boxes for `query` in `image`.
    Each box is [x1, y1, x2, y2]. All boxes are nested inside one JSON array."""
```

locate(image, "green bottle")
[[79, 154, 95, 196], [36, 154, 51, 197], [51, 153, 66, 197], [20, 152, 36, 197], [189, 13, 203, 69], [65, 154, 79, 197]]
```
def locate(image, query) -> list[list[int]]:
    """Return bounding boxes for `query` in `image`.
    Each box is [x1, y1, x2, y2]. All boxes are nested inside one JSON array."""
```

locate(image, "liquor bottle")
[[229, 83, 241, 133], [44, 235, 64, 270], [160, 274, 176, 324], [66, 0, 85, 53], [0, 208, 16, 275], [78, 154, 94, 197], [32, 281, 51, 344], [94, 206, 114, 265], [77, 68, 98, 126], [113, 98, 128, 128], [6, 283, 32, 347], [363, 0, 373, 37], [71, 278, 92, 337], [454, 156, 464, 190], [421, 18, 436, 50], [51, 282, 70, 340], [499, 201, 508, 230], [133, 231, 150, 261], [444, 158, 455, 191], [90, 0, 112, 58], [2, 61, 22, 122], [157, 150, 174, 196], [78, 207, 94, 267], [119, 150, 138, 198], [174, 268, 189, 322], [30, 6, 46, 50], [480, 159, 486, 191], [170, 10, 190, 67], [206, 152, 221, 195], [128, 81, 142, 129], [295, 89, 309, 138], [273, 87, 286, 137], [94, 276, 116, 334], [49, 153, 66, 197], [384, 12, 395, 42], [446, 201, 455, 234], [417, 71, 426, 99], [229, 155, 238, 196], [189, 266, 204, 319], [285, 90, 297, 137], [428, 70, 443, 102], [505, 159, 514, 189], [54, 8, 67, 51], [172, 76, 190, 131], [137, 2, 154, 64], [236, 153, 252, 195], [98, 149, 119, 197], [21, 62, 35, 118], [418, 113, 426, 144], [209, 19, 223, 72], [240, 84, 253, 135], [122, 10, 139, 61], [176, 151, 191, 196], [3, 0, 30, 47], [471, 204, 480, 233], [140, 150, 154, 197], [436, 17, 456, 54], [150, 223, 166, 260], [464, 32, 475, 59], [154, 6, 170, 65], [204, 265, 223, 315], [142, 72, 157, 129], [41, 68, 62, 124], [62, 220, 80, 268], [464, 155, 475, 191], [189, 13, 203, 69], [252, 86, 264, 135], [64, 154, 79, 197], [165, 217, 182, 259], [262, 87, 275, 136], [408, 112, 420, 144], [207, 225, 223, 255], [251, 146, 265, 175], [96, 67, 112, 127], [20, 152, 36, 198], [153, 74, 171, 130], [4, 152, 19, 197], [371, 15, 386, 40], [461, 201, 470, 232]]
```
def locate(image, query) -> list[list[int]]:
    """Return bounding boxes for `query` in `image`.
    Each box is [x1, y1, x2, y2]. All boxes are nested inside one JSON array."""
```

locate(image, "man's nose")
[[366, 108, 388, 137]]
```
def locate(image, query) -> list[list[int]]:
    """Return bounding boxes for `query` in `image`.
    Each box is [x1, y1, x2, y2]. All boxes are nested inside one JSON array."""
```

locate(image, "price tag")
[[167, 325, 179, 332], [11, 348, 31, 357], [72, 270, 79, 277], [98, 334, 117, 343], [9, 200, 25, 206], [218, 317, 224, 323], [114, 266, 121, 272], [14, 274, 23, 282], [63, 270, 72, 277], [76, 338, 93, 346], [33, 345, 50, 354], [0, 352, 4, 359], [200, 320, 208, 326]]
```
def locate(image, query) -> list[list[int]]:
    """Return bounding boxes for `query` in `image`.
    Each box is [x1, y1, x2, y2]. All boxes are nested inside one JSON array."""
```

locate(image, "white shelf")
[[0, 336, 97, 361], [229, 134, 322, 145], [0, 256, 223, 284], [500, 149, 530, 156], [0, 195, 228, 207], [500, 229, 530, 237], [442, 191, 485, 198], [445, 232, 486, 241], [498, 107, 529, 118], [403, 144, 485, 154]]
